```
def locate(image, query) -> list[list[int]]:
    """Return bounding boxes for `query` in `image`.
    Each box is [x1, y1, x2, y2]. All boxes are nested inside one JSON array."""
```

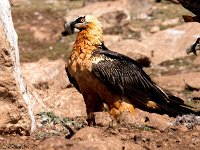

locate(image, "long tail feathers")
[[165, 92, 199, 117]]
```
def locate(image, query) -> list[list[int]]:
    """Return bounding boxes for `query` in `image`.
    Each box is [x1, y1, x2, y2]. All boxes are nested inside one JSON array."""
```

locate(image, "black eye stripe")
[[76, 16, 85, 23]]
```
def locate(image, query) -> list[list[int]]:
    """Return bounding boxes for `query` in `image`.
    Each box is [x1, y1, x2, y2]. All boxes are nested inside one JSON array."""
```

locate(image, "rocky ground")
[[1, 0, 200, 149]]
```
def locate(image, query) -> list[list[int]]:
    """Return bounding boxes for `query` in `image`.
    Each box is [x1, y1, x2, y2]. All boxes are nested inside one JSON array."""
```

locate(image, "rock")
[[135, 109, 173, 131], [119, 109, 173, 131], [103, 23, 200, 66], [161, 18, 180, 26], [175, 125, 188, 132], [37, 137, 68, 150], [104, 35, 151, 67], [104, 35, 147, 57], [70, 137, 144, 150], [154, 72, 200, 92], [71, 127, 103, 140], [87, 112, 113, 127], [21, 59, 86, 119], [36, 87, 87, 118], [126, 0, 153, 19], [66, 0, 153, 30], [37, 136, 144, 150], [65, 1, 131, 29], [144, 113, 172, 131], [21, 58, 70, 90], [0, 1, 32, 135], [142, 23, 200, 65], [150, 26, 160, 33]]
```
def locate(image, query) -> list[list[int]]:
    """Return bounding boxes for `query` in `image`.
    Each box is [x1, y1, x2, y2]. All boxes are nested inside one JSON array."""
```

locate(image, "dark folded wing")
[[91, 49, 187, 114]]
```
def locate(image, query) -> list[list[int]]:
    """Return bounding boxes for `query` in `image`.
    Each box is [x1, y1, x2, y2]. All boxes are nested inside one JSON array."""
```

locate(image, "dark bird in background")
[[176, 0, 200, 55], [62, 15, 197, 118], [186, 37, 200, 56]]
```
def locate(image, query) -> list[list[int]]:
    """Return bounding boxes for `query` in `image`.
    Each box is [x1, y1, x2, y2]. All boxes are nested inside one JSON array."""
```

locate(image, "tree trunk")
[[0, 0, 35, 135]]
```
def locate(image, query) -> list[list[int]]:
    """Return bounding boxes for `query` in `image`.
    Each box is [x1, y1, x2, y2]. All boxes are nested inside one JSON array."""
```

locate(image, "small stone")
[[177, 125, 188, 132], [71, 127, 103, 140], [88, 112, 113, 127], [162, 18, 179, 26], [150, 26, 160, 33]]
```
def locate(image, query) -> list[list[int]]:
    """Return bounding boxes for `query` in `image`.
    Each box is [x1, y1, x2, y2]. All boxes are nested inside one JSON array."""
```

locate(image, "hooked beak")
[[61, 21, 76, 36], [61, 16, 88, 36]]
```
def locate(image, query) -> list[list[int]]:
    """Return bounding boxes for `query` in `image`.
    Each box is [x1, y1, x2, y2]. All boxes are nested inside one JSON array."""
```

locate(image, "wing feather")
[[91, 49, 192, 115]]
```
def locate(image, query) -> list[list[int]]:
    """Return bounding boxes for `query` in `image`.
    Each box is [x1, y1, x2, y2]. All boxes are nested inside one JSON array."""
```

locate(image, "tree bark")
[[0, 0, 35, 134]]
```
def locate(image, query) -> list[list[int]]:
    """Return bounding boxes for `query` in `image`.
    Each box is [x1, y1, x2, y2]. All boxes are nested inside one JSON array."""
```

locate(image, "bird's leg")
[[82, 94, 104, 115]]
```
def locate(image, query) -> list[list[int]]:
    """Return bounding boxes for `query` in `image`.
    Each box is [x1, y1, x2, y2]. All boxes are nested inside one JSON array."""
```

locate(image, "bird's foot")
[[109, 101, 135, 119]]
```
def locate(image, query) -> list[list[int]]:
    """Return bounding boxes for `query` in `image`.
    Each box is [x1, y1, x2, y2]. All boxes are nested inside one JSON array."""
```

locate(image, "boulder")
[[71, 127, 103, 140], [104, 35, 151, 66], [126, 0, 153, 19], [103, 22, 200, 66], [119, 109, 173, 131], [37, 88, 87, 118], [65, 0, 131, 29], [21, 59, 86, 118], [66, 0, 153, 29], [142, 23, 200, 65], [87, 112, 113, 127], [21, 58, 70, 90], [0, 0, 33, 135], [154, 72, 200, 92], [37, 135, 144, 150]]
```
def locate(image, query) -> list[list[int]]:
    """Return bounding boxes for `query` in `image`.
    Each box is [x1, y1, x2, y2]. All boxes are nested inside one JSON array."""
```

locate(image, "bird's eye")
[[80, 17, 85, 23], [77, 17, 85, 23]]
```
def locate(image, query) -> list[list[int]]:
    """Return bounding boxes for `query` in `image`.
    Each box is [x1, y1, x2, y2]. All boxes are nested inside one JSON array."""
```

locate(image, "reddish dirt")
[[1, 112, 200, 149]]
